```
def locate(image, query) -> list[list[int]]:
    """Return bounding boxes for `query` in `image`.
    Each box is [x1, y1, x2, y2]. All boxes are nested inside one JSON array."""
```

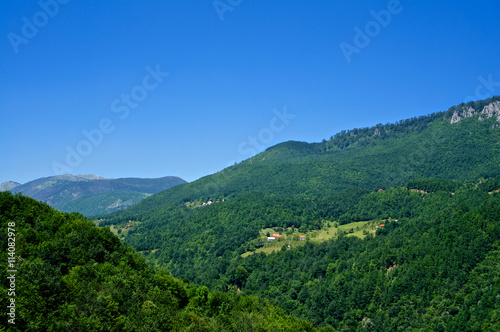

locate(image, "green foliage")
[[0, 192, 318, 331], [324, 95, 500, 151], [99, 183, 500, 330], [406, 178, 462, 193], [218, 187, 500, 330], [107, 192, 345, 287], [478, 175, 500, 192]]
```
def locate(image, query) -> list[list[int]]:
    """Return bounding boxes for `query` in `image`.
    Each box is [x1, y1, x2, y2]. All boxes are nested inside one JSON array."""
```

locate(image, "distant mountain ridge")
[[1, 174, 186, 216], [0, 181, 20, 191]]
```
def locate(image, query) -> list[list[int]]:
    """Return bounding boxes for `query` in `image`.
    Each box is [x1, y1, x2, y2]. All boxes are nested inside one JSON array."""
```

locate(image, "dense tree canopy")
[[100, 178, 500, 330], [227, 185, 500, 330], [0, 192, 319, 331]]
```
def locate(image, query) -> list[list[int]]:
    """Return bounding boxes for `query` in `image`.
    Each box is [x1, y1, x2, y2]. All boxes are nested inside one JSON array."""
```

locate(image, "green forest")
[[99, 177, 500, 331], [224, 181, 500, 330], [0, 192, 320, 331]]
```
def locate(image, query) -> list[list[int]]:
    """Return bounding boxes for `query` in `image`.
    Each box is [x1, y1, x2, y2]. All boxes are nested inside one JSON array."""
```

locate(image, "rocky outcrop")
[[450, 101, 500, 124], [450, 107, 475, 124], [481, 101, 500, 122]]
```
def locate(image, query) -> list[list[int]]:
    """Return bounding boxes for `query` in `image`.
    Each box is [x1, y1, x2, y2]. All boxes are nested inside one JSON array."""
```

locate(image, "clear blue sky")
[[1, 0, 499, 184]]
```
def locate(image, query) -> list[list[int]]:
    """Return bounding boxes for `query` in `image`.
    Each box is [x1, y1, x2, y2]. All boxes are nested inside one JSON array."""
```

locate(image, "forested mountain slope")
[[222, 181, 500, 330], [0, 192, 320, 331], [112, 96, 500, 216], [104, 178, 500, 330], [101, 97, 500, 271]]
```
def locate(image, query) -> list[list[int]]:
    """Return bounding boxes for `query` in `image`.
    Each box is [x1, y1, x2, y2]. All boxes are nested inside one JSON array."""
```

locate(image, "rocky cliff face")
[[482, 101, 500, 121], [451, 101, 500, 124]]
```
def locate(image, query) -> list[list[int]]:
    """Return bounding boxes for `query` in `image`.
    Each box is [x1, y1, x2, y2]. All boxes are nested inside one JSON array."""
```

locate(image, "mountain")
[[3, 174, 186, 216], [97, 96, 500, 330], [106, 96, 500, 217], [0, 181, 20, 191], [0, 191, 319, 331]]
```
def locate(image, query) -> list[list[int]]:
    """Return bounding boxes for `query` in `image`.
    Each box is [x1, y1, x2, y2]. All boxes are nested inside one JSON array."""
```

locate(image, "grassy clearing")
[[259, 228, 279, 237], [104, 220, 141, 238], [242, 246, 280, 257], [241, 219, 391, 257], [315, 221, 371, 240]]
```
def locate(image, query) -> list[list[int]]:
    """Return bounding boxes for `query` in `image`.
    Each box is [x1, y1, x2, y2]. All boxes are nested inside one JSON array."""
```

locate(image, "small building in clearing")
[[299, 235, 306, 241], [267, 237, 276, 242]]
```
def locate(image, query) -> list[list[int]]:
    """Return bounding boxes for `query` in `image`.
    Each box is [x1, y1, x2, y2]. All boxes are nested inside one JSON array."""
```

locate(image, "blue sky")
[[1, 0, 499, 184]]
